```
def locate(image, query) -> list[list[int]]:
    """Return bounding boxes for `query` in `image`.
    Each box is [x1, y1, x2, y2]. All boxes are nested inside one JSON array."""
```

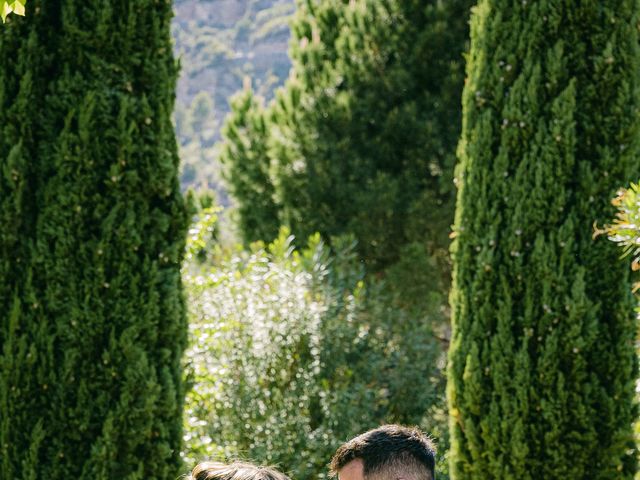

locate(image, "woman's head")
[[188, 461, 291, 480]]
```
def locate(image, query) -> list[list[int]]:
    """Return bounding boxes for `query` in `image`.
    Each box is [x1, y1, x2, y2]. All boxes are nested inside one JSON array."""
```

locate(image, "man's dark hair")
[[329, 424, 436, 480]]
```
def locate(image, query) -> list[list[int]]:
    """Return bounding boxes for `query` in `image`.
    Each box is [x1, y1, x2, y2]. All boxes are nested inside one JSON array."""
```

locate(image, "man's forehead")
[[339, 460, 431, 480], [338, 459, 364, 480]]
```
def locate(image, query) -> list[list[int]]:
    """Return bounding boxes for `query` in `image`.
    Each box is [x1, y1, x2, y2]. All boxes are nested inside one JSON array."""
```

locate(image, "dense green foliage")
[[212, 4, 471, 475], [222, 0, 470, 270], [448, 1, 640, 478], [0, 0, 188, 478], [182, 216, 448, 479]]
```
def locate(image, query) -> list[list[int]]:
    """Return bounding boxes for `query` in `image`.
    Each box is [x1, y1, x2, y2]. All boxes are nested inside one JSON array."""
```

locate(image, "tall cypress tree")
[[448, 1, 640, 478], [0, 0, 187, 478]]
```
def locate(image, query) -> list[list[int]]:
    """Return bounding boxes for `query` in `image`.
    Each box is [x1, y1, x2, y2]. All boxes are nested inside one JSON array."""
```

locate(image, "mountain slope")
[[172, 0, 294, 193]]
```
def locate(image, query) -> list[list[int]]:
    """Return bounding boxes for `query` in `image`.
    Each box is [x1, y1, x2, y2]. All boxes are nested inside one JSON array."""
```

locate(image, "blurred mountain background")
[[172, 0, 294, 200]]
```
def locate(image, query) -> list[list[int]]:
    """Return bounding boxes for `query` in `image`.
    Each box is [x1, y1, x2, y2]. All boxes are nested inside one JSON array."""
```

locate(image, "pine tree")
[[220, 88, 279, 244], [223, 0, 471, 270], [273, 0, 470, 270], [447, 1, 640, 478], [0, 0, 188, 478], [188, 91, 216, 145]]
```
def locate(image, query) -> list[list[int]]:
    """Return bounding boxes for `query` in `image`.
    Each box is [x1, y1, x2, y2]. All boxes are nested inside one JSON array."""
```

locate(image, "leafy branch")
[[2, 0, 25, 22], [595, 182, 640, 289]]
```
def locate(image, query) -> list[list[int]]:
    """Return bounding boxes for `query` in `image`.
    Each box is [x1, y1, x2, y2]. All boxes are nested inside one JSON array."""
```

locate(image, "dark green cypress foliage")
[[220, 88, 279, 244], [0, 0, 187, 478], [447, 1, 640, 478]]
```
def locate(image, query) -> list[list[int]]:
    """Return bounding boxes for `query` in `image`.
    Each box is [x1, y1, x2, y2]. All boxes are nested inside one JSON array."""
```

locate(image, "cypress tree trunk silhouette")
[[448, 1, 640, 478], [0, 0, 188, 478]]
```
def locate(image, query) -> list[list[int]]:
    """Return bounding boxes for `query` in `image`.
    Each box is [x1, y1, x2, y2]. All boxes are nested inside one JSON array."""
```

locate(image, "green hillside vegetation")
[[222, 0, 471, 267], [213, 4, 472, 478], [219, 0, 471, 368], [172, 0, 294, 192]]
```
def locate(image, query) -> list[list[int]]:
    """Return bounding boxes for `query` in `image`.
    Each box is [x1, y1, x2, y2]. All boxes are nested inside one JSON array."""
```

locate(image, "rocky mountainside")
[[171, 0, 294, 194]]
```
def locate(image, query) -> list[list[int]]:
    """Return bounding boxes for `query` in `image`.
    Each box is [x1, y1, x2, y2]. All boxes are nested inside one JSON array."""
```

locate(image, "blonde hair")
[[188, 461, 291, 480]]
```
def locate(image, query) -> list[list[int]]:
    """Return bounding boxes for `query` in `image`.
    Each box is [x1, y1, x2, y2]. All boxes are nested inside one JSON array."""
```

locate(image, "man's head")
[[329, 425, 436, 480]]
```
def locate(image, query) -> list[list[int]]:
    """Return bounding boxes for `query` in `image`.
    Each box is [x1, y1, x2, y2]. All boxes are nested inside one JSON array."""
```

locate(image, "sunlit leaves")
[[598, 183, 640, 276], [185, 205, 221, 264], [182, 226, 336, 470], [1, 0, 25, 22]]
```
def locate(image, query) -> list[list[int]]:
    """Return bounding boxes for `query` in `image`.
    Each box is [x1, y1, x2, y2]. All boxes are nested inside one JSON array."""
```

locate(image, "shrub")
[[182, 217, 446, 478]]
